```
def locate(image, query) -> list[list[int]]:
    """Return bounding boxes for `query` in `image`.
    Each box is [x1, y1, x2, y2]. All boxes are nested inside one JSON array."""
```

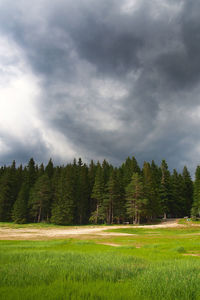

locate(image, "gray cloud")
[[0, 129, 51, 166], [0, 0, 200, 174]]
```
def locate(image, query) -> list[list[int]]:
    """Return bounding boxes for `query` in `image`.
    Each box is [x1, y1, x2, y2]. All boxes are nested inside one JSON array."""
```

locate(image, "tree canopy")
[[0, 156, 196, 224]]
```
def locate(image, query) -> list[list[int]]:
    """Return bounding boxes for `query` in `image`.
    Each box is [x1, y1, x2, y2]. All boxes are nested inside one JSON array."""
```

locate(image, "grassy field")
[[0, 223, 200, 299], [0, 222, 105, 229]]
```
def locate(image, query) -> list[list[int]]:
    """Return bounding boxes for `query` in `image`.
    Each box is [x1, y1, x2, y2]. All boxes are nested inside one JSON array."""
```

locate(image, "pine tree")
[[103, 169, 121, 224], [150, 160, 162, 217], [38, 163, 45, 177], [74, 159, 90, 224], [121, 156, 141, 187], [160, 160, 171, 218], [27, 158, 37, 188], [126, 173, 146, 224], [51, 167, 74, 225], [90, 165, 104, 223], [12, 183, 29, 223], [0, 166, 5, 178], [171, 169, 185, 217], [182, 166, 193, 216], [0, 170, 13, 221], [29, 174, 52, 222], [143, 162, 160, 221], [0, 162, 18, 221], [102, 159, 111, 184], [115, 168, 126, 223], [15, 164, 24, 194], [151, 160, 162, 187], [88, 160, 97, 215], [191, 166, 200, 217], [45, 158, 54, 179]]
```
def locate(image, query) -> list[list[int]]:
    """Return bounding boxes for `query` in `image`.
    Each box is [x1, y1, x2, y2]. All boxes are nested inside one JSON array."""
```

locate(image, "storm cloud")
[[0, 0, 200, 173]]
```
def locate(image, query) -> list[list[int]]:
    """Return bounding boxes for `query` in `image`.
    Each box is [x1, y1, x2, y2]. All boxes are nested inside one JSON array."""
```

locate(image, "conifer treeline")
[[0, 156, 199, 224]]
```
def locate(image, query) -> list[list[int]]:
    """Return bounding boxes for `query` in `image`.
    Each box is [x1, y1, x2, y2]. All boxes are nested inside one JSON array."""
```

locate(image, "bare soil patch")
[[0, 226, 134, 240], [132, 219, 182, 229], [183, 253, 200, 257], [97, 242, 122, 247], [0, 219, 181, 240]]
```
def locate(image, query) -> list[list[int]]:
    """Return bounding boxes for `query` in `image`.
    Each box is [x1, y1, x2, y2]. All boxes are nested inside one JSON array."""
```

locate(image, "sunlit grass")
[[0, 222, 116, 229], [106, 226, 200, 235], [0, 224, 200, 299], [178, 219, 200, 226], [0, 222, 66, 228]]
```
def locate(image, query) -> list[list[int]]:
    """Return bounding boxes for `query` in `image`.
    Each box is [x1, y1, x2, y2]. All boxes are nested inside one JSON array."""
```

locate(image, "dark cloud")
[[155, 0, 200, 90], [0, 130, 51, 166], [0, 0, 200, 174]]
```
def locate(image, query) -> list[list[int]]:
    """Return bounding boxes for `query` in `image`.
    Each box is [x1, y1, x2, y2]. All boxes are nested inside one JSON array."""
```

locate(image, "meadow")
[[0, 222, 200, 300]]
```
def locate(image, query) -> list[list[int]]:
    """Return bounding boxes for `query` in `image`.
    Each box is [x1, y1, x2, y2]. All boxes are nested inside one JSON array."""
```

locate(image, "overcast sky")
[[0, 0, 200, 174]]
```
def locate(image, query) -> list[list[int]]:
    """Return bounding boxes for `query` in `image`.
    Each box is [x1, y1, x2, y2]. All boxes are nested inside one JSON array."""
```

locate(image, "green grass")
[[178, 219, 200, 225], [0, 225, 200, 299], [0, 222, 113, 229], [0, 222, 63, 228], [0, 222, 121, 229], [106, 226, 200, 235]]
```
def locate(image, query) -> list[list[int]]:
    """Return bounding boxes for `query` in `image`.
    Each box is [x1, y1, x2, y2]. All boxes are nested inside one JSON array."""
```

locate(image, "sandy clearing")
[[0, 219, 182, 240], [131, 220, 182, 229], [183, 253, 200, 257], [0, 226, 134, 240], [97, 243, 122, 247]]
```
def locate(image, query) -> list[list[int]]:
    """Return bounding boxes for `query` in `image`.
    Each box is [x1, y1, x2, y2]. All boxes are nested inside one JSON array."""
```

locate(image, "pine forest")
[[0, 156, 199, 225]]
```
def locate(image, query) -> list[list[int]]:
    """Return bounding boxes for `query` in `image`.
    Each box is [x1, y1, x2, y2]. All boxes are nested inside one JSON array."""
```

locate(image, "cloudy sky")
[[0, 0, 200, 173]]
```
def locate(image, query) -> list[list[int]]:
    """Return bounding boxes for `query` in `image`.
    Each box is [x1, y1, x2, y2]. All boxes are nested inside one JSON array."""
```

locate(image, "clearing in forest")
[[0, 219, 200, 300]]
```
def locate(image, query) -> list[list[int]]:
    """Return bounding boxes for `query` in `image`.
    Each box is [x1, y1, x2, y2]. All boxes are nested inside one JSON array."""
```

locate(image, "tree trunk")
[[135, 212, 138, 224], [96, 205, 98, 224], [38, 205, 41, 223], [107, 209, 109, 224], [80, 214, 82, 225], [111, 201, 113, 224], [138, 213, 140, 225]]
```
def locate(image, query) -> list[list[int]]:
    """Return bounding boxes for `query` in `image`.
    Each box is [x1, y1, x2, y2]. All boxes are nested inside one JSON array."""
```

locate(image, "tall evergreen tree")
[[29, 174, 52, 222], [12, 183, 29, 223], [126, 173, 146, 224], [51, 167, 74, 225], [151, 160, 162, 187], [171, 169, 185, 217], [75, 160, 90, 224], [143, 162, 160, 221], [102, 159, 111, 184], [182, 166, 193, 216], [0, 170, 13, 221], [45, 158, 54, 179], [27, 158, 37, 188], [191, 166, 200, 217], [160, 160, 171, 218], [15, 164, 24, 195], [38, 163, 45, 177], [103, 169, 121, 224], [90, 164, 104, 223], [0, 161, 18, 221], [121, 156, 141, 187], [88, 160, 97, 215], [115, 168, 126, 223]]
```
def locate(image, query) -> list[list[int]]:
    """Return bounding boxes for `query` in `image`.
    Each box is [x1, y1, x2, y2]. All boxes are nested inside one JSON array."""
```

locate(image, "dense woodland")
[[0, 156, 199, 225]]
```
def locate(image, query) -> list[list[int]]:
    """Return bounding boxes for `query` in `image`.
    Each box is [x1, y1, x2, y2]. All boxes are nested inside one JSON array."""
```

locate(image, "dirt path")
[[0, 219, 181, 240], [131, 219, 182, 229]]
